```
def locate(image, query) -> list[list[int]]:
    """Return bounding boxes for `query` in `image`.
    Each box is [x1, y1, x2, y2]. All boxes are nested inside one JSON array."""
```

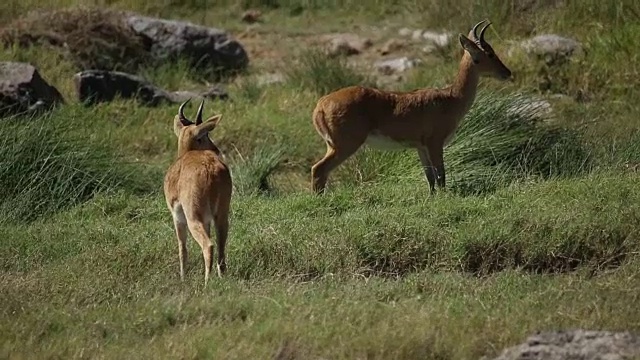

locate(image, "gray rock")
[[411, 29, 425, 41], [422, 30, 453, 48], [374, 57, 421, 75], [256, 73, 285, 86], [488, 330, 640, 360], [324, 33, 372, 57], [519, 34, 582, 63], [0, 62, 64, 117], [379, 39, 407, 56], [241, 9, 262, 24], [125, 15, 249, 74], [200, 84, 229, 101], [398, 27, 412, 37], [73, 70, 228, 106], [407, 29, 453, 46], [167, 85, 229, 103]]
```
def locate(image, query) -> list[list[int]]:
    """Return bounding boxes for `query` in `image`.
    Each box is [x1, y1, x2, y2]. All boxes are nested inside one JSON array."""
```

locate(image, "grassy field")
[[1, 1, 640, 359]]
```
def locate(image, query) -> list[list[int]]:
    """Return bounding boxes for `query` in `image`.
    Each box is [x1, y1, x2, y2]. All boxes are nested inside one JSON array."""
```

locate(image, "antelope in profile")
[[164, 99, 232, 286], [310, 20, 512, 194]]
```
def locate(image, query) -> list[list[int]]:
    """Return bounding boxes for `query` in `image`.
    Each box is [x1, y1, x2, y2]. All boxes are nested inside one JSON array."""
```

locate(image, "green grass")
[[0, 108, 156, 223], [2, 174, 639, 358], [229, 142, 285, 195], [285, 48, 375, 95], [1, 0, 640, 358]]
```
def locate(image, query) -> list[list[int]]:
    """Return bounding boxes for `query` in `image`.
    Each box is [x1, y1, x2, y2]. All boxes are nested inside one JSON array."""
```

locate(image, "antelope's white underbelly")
[[365, 132, 413, 150]]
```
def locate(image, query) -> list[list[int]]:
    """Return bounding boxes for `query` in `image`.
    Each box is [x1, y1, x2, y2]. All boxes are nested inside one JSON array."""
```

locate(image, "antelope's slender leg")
[[311, 143, 362, 194], [171, 205, 188, 280], [417, 147, 437, 194], [213, 213, 229, 278], [174, 221, 188, 280], [426, 143, 446, 190], [186, 217, 213, 286]]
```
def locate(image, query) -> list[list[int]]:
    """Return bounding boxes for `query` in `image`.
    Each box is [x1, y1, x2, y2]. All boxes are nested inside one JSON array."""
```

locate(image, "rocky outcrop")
[[0, 9, 249, 76], [513, 34, 583, 65], [73, 70, 228, 106], [0, 62, 64, 117], [125, 14, 249, 74], [488, 330, 640, 360]]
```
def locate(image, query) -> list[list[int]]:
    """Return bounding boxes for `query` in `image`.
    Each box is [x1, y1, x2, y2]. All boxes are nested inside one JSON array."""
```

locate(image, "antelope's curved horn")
[[471, 20, 487, 40], [479, 21, 492, 43], [195, 99, 205, 125], [178, 98, 193, 126]]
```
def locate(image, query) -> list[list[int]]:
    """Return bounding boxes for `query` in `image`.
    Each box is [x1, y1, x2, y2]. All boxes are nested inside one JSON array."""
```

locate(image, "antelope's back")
[[165, 150, 231, 208]]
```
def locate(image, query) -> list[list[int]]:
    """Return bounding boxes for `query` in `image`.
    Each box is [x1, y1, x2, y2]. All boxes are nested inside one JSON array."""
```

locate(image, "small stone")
[[374, 57, 420, 75], [398, 27, 412, 37], [256, 73, 285, 86], [325, 33, 373, 57], [241, 9, 262, 24], [379, 39, 407, 55], [411, 29, 424, 41], [422, 31, 453, 48]]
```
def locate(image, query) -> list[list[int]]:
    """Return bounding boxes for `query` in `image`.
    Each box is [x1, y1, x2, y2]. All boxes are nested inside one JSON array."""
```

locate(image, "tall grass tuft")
[[446, 90, 592, 195], [285, 48, 373, 95], [233, 76, 267, 103], [230, 143, 285, 196], [0, 111, 153, 223]]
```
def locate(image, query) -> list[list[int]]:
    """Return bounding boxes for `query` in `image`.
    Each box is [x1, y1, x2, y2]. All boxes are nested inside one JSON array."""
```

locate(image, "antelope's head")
[[458, 20, 512, 80], [173, 98, 223, 156]]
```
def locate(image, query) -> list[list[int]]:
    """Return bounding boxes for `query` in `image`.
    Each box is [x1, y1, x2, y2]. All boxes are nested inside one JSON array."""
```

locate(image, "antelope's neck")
[[450, 52, 480, 113], [176, 146, 191, 159], [176, 145, 222, 159]]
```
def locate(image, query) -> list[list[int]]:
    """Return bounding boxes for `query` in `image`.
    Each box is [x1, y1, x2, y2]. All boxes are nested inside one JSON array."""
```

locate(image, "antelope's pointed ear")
[[173, 115, 186, 137], [195, 114, 223, 138], [458, 34, 482, 62]]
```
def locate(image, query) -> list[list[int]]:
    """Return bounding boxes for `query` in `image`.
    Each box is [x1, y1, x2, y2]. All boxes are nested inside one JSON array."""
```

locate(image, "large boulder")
[[0, 8, 249, 77], [488, 330, 640, 360], [125, 14, 249, 75], [512, 34, 583, 66], [0, 8, 149, 73], [0, 62, 64, 117], [74, 70, 228, 106]]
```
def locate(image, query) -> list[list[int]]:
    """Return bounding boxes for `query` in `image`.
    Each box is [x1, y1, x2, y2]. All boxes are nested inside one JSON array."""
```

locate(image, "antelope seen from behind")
[[164, 99, 232, 286], [311, 20, 512, 194]]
